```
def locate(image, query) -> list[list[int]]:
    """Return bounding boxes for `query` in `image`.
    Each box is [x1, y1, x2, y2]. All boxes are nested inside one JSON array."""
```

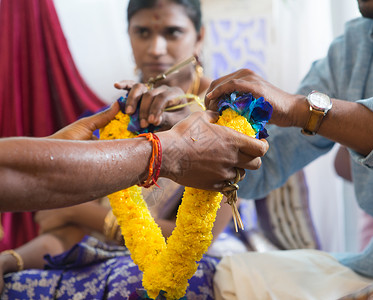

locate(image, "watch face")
[[307, 91, 332, 111]]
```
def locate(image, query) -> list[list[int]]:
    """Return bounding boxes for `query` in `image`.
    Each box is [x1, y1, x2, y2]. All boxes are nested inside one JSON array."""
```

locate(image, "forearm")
[[206, 69, 372, 156], [0, 137, 152, 211], [0, 234, 64, 273], [74, 202, 109, 233], [1, 227, 86, 273], [211, 197, 239, 241], [59, 202, 110, 233], [294, 97, 373, 156]]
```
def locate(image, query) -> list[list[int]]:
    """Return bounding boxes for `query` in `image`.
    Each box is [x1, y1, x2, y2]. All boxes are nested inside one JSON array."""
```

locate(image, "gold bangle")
[[1, 249, 24, 271]]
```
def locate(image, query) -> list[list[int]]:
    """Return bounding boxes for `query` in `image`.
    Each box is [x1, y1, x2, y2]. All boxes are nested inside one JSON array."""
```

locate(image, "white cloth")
[[213, 249, 373, 300]]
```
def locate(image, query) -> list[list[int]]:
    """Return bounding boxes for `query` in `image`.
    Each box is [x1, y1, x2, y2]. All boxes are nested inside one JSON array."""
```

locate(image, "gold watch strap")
[[301, 106, 326, 135]]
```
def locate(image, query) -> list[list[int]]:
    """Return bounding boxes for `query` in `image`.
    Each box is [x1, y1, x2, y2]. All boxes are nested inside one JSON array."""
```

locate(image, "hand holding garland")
[[100, 92, 272, 299], [205, 68, 373, 156], [0, 101, 268, 211], [157, 110, 268, 190]]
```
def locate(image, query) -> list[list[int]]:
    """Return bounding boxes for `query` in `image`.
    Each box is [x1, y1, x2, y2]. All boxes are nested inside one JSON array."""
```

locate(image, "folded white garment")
[[213, 249, 372, 300]]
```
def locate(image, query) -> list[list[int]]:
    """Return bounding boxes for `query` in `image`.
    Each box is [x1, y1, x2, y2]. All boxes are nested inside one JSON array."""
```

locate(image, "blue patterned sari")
[[1, 236, 219, 299]]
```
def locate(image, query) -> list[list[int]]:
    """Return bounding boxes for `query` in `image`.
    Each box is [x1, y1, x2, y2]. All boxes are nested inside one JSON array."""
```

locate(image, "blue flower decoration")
[[118, 96, 161, 134], [217, 92, 273, 139]]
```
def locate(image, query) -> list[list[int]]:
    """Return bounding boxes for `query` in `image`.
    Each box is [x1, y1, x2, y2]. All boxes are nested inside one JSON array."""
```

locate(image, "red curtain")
[[0, 0, 106, 250]]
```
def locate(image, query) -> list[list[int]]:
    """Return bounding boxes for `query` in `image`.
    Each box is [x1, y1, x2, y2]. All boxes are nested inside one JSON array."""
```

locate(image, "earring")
[[134, 66, 141, 77], [194, 53, 204, 77], [195, 63, 204, 78]]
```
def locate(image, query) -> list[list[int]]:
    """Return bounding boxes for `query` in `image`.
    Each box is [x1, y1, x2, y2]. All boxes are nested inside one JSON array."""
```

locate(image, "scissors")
[[146, 56, 197, 90], [145, 56, 205, 110]]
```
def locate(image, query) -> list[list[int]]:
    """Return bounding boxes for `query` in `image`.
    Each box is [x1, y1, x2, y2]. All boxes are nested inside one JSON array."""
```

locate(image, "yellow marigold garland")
[[100, 108, 256, 299]]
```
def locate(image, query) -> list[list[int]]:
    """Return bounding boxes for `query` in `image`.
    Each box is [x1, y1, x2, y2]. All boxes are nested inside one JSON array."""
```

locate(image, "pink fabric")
[[0, 0, 106, 250]]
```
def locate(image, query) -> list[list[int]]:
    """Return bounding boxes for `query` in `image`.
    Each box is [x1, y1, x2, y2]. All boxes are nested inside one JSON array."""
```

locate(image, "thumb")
[[82, 101, 120, 131], [202, 110, 220, 123]]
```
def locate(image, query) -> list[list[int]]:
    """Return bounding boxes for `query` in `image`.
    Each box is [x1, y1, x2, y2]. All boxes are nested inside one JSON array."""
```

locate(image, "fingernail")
[[206, 92, 212, 99], [148, 114, 154, 123], [155, 116, 162, 126], [126, 106, 134, 114], [140, 119, 148, 128]]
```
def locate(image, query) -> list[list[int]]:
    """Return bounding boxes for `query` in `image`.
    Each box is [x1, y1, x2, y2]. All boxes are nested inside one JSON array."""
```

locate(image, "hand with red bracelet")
[[0, 105, 267, 208], [157, 110, 269, 191]]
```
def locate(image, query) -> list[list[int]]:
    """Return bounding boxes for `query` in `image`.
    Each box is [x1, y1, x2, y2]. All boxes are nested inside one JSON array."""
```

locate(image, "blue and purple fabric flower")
[[117, 96, 161, 134], [119, 91, 273, 138], [217, 92, 273, 139]]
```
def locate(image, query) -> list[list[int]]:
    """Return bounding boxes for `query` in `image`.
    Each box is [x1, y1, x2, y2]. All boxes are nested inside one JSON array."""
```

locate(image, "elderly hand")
[[158, 110, 269, 191], [205, 69, 305, 128], [48, 102, 120, 140], [114, 80, 191, 131]]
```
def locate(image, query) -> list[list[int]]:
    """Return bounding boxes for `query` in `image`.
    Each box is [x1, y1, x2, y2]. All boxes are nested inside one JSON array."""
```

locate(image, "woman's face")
[[128, 2, 203, 83]]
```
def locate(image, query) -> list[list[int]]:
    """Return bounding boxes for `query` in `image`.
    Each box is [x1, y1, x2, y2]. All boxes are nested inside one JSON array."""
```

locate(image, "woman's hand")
[[114, 81, 191, 130], [35, 201, 109, 235], [158, 110, 269, 191], [34, 207, 76, 234], [0, 253, 18, 293], [48, 102, 120, 140], [205, 69, 305, 128]]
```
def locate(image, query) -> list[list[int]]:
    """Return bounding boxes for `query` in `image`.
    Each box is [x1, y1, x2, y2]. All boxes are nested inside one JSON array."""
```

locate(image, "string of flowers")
[[100, 92, 272, 300]]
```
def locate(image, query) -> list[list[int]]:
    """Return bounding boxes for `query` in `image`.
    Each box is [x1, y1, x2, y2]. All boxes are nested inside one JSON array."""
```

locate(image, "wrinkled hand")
[[114, 80, 191, 130], [34, 207, 75, 234], [205, 69, 302, 127], [48, 102, 120, 140], [158, 110, 269, 191]]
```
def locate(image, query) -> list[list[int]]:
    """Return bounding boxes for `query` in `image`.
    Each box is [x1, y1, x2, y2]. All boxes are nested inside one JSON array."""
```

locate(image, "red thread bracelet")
[[152, 134, 162, 188], [138, 132, 162, 188]]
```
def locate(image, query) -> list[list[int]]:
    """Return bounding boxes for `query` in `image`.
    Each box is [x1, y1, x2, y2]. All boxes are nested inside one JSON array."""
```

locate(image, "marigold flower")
[[100, 93, 272, 300]]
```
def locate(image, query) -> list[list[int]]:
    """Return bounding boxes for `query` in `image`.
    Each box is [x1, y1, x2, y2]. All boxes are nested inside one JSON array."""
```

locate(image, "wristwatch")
[[301, 90, 332, 135]]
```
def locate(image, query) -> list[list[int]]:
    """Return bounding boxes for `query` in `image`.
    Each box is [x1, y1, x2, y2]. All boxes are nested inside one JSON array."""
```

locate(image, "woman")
[[0, 1, 245, 299], [115, 0, 210, 129]]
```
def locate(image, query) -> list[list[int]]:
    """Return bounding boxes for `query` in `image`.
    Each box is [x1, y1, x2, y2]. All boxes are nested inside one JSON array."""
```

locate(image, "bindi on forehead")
[[151, 13, 162, 29], [152, 0, 166, 18]]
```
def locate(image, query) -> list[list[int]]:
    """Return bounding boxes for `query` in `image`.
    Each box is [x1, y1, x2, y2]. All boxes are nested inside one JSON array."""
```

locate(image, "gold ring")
[[222, 168, 241, 192], [233, 168, 240, 184], [222, 182, 239, 192]]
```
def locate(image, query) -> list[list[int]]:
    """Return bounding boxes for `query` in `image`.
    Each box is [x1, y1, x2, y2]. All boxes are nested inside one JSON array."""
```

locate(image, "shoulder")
[[330, 17, 373, 50], [324, 17, 373, 70], [345, 17, 373, 34]]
